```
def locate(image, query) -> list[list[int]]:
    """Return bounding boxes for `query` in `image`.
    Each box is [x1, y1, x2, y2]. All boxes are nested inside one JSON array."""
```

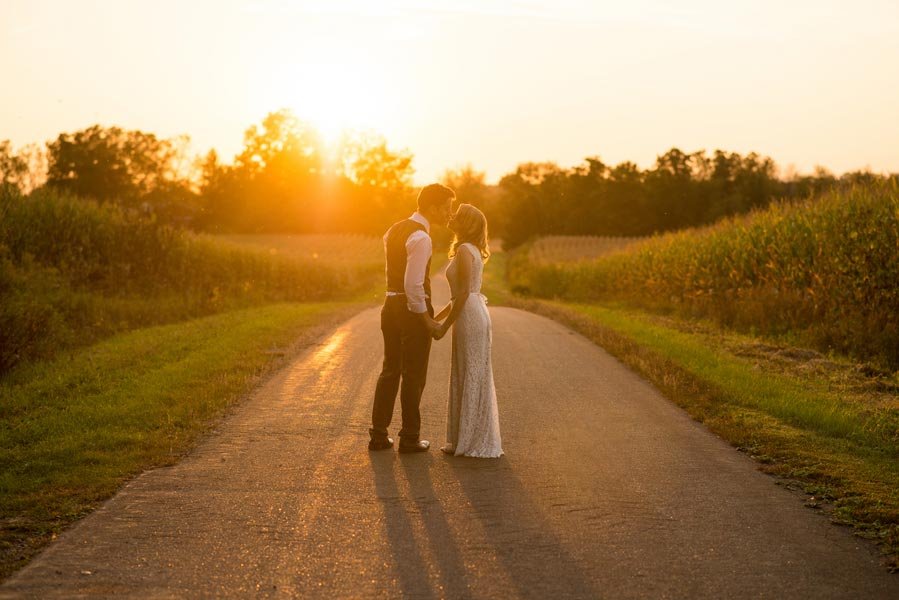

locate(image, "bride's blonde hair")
[[449, 203, 490, 262]]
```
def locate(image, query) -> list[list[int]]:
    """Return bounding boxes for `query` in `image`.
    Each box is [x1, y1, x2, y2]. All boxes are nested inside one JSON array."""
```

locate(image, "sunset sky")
[[2, 0, 898, 183]]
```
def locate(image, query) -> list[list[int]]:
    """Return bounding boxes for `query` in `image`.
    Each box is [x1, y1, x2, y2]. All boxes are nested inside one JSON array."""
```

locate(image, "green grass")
[[570, 303, 898, 448], [480, 248, 514, 306], [0, 300, 368, 581]]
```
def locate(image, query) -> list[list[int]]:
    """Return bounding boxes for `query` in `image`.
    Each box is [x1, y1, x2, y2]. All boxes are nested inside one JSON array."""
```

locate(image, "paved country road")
[[2, 272, 897, 599]]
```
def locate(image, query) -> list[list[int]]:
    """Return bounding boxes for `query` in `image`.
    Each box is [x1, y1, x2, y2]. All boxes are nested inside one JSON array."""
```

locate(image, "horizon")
[[2, 0, 898, 185]]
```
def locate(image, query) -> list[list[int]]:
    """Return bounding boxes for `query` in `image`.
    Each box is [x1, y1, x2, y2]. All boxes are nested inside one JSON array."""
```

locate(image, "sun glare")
[[296, 68, 365, 144], [252, 50, 393, 147]]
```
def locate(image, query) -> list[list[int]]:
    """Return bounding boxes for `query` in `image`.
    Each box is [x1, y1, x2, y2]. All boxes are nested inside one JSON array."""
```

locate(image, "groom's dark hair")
[[417, 183, 455, 212]]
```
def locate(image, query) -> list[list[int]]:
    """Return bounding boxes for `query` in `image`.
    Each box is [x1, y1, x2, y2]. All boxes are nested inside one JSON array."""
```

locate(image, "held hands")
[[431, 321, 448, 340], [431, 301, 452, 340], [418, 313, 445, 340]]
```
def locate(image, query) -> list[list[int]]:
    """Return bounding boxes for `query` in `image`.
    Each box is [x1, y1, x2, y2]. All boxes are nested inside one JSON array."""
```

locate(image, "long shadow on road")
[[369, 449, 598, 599], [447, 455, 600, 599], [369, 452, 471, 599]]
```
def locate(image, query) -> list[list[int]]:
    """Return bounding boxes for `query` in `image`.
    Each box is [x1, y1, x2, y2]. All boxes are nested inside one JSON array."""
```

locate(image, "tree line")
[[1, 109, 418, 235], [2, 111, 895, 246], [492, 151, 896, 247]]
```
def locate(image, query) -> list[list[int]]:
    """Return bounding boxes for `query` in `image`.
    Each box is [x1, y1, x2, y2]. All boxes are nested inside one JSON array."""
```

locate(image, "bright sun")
[[252, 51, 393, 146], [295, 64, 372, 143]]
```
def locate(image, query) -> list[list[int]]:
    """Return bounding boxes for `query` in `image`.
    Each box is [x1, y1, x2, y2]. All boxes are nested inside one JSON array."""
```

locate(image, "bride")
[[432, 204, 503, 458]]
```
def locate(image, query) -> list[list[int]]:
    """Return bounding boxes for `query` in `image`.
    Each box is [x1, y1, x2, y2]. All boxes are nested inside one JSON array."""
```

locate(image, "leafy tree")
[[336, 131, 412, 191], [236, 109, 323, 179], [441, 164, 489, 210], [0, 140, 30, 194], [497, 162, 570, 247], [45, 125, 189, 209], [441, 164, 502, 237], [206, 110, 327, 232], [15, 144, 48, 194], [603, 161, 648, 235], [333, 131, 415, 233], [198, 111, 415, 234], [644, 148, 709, 230]]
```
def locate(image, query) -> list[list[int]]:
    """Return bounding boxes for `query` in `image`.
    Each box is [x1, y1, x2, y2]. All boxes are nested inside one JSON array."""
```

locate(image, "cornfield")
[[0, 188, 382, 372], [510, 182, 899, 368]]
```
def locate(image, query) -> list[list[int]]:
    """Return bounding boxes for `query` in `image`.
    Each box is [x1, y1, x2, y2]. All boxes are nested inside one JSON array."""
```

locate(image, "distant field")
[[217, 234, 382, 267], [527, 235, 644, 263]]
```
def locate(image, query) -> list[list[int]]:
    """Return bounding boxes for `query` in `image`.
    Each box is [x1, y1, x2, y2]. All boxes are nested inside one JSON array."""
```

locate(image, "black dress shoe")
[[368, 436, 394, 451], [398, 439, 430, 453]]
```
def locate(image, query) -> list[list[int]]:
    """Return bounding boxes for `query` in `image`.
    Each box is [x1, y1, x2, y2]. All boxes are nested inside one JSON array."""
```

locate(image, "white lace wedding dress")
[[443, 243, 503, 458]]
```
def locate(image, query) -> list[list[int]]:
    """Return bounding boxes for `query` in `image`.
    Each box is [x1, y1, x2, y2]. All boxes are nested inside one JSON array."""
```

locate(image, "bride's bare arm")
[[434, 249, 472, 339], [434, 302, 452, 321]]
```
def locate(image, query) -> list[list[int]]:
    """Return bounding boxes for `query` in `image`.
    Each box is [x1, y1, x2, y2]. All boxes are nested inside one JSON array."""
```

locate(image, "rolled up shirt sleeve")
[[404, 231, 431, 313]]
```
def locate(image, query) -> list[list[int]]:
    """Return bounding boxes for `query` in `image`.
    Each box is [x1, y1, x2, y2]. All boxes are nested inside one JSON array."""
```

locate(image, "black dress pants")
[[370, 295, 433, 442]]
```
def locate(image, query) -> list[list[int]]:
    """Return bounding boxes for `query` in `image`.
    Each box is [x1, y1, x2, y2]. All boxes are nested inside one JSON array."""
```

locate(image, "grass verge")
[[480, 248, 514, 306], [0, 300, 369, 581]]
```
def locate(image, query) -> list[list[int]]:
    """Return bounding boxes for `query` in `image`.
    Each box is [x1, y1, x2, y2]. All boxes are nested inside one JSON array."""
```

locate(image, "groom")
[[368, 183, 455, 453]]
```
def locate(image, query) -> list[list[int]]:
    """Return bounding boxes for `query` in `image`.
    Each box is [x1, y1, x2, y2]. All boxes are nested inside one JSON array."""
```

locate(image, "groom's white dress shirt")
[[383, 211, 431, 314]]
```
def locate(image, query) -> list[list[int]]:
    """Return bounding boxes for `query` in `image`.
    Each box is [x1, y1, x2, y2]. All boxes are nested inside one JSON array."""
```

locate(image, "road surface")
[[2, 272, 897, 599]]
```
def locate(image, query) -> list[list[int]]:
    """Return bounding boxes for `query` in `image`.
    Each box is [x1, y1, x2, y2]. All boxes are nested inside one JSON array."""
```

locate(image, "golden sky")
[[2, 0, 898, 183]]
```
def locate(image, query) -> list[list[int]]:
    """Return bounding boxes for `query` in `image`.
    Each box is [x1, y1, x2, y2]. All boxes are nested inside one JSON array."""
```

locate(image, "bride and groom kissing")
[[368, 183, 503, 459]]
